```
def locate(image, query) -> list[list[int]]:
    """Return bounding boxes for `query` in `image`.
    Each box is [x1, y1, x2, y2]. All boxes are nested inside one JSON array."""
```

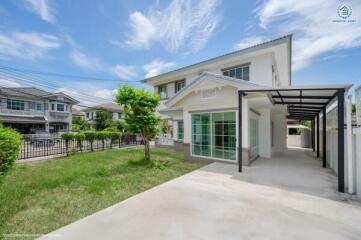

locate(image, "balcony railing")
[[49, 112, 70, 119], [0, 108, 44, 116]]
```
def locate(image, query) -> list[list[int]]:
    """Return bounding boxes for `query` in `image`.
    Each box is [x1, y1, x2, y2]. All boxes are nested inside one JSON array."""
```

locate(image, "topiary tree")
[[61, 133, 75, 154], [94, 110, 113, 131], [84, 131, 97, 152], [72, 116, 91, 131], [109, 131, 121, 148], [75, 133, 85, 151], [116, 85, 160, 162], [96, 131, 108, 150], [0, 127, 21, 176]]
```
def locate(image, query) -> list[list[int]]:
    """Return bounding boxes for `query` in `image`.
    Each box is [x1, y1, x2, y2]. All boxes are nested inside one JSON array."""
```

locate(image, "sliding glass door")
[[192, 112, 236, 161]]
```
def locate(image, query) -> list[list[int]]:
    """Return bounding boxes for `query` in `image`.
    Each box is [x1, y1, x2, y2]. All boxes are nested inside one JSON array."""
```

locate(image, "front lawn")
[[0, 147, 203, 238]]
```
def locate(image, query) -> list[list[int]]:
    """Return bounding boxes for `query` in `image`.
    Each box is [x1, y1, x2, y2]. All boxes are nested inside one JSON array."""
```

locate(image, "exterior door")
[[249, 119, 259, 160]]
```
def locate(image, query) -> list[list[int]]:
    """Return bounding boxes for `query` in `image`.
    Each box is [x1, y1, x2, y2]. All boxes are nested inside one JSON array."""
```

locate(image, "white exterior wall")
[[354, 128, 361, 200], [258, 109, 272, 158], [154, 53, 276, 100], [271, 113, 287, 153]]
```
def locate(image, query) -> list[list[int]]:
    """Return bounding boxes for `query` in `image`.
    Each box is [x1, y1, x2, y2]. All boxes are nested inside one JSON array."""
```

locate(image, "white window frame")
[[175, 79, 186, 93], [158, 84, 167, 100], [222, 64, 250, 81], [50, 102, 67, 112], [190, 110, 238, 163], [36, 103, 43, 111], [7, 99, 25, 110]]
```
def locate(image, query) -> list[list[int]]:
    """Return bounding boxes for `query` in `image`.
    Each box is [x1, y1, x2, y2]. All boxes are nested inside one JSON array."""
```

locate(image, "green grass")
[[0, 147, 203, 238]]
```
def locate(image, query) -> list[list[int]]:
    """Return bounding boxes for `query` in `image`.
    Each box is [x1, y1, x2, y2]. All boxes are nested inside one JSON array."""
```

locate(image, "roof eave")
[[141, 34, 293, 84]]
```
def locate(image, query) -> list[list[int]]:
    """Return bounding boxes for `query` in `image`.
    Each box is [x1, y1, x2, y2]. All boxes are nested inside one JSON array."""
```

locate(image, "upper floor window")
[[86, 112, 90, 119], [158, 84, 167, 99], [222, 65, 249, 81], [175, 80, 186, 93], [118, 113, 122, 119], [57, 104, 65, 112], [36, 103, 43, 111], [7, 99, 25, 110]]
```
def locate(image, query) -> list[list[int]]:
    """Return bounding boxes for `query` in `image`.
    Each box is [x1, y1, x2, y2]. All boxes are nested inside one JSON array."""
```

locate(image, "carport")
[[238, 85, 352, 193]]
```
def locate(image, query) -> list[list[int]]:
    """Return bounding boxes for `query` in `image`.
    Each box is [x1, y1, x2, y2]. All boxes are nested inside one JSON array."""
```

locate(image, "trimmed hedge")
[[0, 127, 21, 175]]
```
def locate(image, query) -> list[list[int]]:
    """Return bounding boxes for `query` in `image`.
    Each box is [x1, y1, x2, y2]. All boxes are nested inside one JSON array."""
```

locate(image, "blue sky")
[[0, 0, 360, 106]]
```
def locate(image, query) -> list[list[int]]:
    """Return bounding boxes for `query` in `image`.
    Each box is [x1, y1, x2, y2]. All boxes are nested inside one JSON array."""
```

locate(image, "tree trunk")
[[144, 139, 150, 161]]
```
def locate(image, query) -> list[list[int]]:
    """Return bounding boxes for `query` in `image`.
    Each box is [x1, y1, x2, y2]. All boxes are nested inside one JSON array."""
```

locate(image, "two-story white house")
[[0, 87, 79, 134], [143, 35, 292, 165], [143, 34, 354, 194]]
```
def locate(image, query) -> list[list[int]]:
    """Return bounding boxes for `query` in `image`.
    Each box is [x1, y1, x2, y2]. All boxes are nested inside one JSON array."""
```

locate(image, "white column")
[[183, 109, 191, 144], [173, 121, 178, 140], [346, 94, 354, 194], [242, 99, 249, 148]]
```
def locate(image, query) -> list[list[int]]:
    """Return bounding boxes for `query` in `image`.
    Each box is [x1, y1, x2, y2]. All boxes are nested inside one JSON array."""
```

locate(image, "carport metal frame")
[[238, 87, 346, 193]]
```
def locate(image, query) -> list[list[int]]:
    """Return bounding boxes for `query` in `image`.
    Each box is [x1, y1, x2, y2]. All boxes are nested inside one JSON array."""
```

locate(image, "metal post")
[[317, 114, 320, 158], [311, 119, 315, 152], [238, 91, 243, 172], [322, 107, 327, 168], [338, 88, 345, 193]]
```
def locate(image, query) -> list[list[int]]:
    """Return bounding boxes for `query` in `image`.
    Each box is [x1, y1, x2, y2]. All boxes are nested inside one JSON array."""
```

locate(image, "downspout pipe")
[[346, 94, 354, 194]]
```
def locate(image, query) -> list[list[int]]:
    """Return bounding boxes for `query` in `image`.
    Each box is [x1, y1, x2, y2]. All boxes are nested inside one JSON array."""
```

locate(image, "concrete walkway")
[[40, 148, 361, 240]]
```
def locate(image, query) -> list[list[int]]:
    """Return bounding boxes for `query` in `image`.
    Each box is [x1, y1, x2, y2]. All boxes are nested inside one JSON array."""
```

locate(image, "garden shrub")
[[61, 133, 75, 154], [0, 127, 21, 175], [84, 131, 97, 152], [75, 133, 85, 151]]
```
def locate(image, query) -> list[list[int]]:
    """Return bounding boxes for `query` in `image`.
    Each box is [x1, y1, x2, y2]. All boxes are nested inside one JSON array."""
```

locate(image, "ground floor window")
[[191, 112, 236, 160], [177, 120, 184, 140]]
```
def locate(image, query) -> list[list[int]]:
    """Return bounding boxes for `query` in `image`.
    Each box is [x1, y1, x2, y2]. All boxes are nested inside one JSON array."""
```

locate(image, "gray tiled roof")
[[0, 87, 52, 98], [84, 102, 122, 112]]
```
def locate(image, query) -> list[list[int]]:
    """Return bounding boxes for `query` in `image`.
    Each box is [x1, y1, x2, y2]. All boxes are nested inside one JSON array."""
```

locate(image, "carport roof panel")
[[239, 84, 353, 92], [240, 84, 353, 120]]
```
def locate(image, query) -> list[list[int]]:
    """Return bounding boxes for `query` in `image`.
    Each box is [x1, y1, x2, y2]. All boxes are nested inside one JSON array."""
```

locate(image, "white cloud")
[[93, 89, 117, 99], [126, 0, 220, 52], [233, 36, 268, 50], [143, 59, 176, 78], [0, 31, 60, 59], [24, 0, 55, 23], [69, 50, 102, 70], [111, 64, 137, 80], [254, 0, 361, 71], [0, 78, 22, 87]]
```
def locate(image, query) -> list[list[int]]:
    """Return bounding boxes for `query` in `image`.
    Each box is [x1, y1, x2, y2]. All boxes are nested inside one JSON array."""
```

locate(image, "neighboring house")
[[72, 107, 85, 119], [0, 87, 79, 134], [142, 34, 352, 195], [83, 102, 122, 122]]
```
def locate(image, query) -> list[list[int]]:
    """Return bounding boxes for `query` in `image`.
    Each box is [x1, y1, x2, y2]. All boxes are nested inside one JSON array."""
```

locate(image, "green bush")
[[0, 127, 21, 175], [84, 131, 97, 152], [75, 133, 85, 151], [61, 133, 75, 154]]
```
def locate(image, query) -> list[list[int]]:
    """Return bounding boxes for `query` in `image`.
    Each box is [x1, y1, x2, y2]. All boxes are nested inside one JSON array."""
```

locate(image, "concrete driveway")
[[40, 149, 361, 240]]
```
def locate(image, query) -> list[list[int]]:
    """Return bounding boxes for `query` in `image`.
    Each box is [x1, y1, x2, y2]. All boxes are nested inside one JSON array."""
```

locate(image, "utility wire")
[[0, 72, 106, 106], [0, 65, 142, 83], [0, 68, 114, 102], [0, 83, 93, 108], [0, 70, 115, 105]]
